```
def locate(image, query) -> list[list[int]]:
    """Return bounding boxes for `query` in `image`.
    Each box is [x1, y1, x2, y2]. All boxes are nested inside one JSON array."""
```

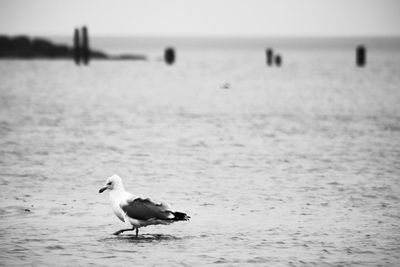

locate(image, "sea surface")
[[1, 44, 400, 266]]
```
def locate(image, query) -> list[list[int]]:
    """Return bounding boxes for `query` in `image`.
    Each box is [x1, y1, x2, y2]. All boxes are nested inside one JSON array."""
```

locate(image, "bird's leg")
[[135, 228, 139, 237], [113, 227, 135, 235]]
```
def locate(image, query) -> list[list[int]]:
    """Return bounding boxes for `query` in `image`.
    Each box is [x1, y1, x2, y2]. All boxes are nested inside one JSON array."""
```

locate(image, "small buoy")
[[220, 82, 230, 89]]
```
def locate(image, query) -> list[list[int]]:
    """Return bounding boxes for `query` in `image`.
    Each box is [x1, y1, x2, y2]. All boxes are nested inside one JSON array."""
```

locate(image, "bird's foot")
[[113, 230, 123, 235], [113, 228, 136, 236]]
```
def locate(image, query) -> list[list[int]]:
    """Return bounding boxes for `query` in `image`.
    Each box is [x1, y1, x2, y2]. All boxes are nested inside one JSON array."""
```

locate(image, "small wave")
[[200, 202, 214, 207], [48, 208, 67, 215], [327, 181, 341, 186], [247, 257, 268, 263], [45, 245, 65, 250], [214, 257, 228, 264], [384, 124, 400, 132], [101, 255, 117, 259], [192, 141, 208, 148], [362, 194, 378, 199], [20, 238, 58, 243], [385, 194, 399, 201]]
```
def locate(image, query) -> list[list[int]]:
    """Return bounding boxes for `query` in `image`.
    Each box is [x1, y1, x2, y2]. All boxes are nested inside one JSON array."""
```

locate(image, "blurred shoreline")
[[0, 35, 147, 60]]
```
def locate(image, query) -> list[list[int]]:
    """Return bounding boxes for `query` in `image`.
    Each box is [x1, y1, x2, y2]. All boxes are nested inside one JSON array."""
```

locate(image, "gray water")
[[1, 49, 400, 266]]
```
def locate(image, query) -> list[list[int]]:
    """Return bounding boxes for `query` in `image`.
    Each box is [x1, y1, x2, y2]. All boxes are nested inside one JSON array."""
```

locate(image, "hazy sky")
[[0, 0, 399, 37]]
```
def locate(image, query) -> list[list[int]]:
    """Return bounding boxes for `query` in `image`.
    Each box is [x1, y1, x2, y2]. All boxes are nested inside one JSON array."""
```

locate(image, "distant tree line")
[[0, 35, 105, 59]]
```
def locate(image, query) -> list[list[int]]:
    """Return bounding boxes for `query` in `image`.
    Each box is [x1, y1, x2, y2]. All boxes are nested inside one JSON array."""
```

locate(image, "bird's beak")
[[99, 186, 108, 193]]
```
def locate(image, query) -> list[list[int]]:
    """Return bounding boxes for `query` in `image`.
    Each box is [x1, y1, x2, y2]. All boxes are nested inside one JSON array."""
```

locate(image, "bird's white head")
[[99, 174, 124, 193]]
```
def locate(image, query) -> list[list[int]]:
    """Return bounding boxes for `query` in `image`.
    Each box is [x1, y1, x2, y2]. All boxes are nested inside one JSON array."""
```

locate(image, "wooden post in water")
[[266, 48, 273, 66], [164, 47, 175, 65], [82, 26, 90, 65], [73, 28, 81, 65], [274, 54, 282, 67], [356, 45, 366, 67]]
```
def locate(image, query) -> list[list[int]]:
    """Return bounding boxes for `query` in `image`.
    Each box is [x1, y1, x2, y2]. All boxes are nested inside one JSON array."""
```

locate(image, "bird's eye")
[[107, 182, 112, 185]]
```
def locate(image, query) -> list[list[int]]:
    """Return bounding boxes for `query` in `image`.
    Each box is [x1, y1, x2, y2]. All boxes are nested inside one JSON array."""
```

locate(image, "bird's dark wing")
[[120, 198, 174, 221]]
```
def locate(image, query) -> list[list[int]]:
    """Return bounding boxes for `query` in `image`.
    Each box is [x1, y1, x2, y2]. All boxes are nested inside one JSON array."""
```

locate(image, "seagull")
[[99, 174, 190, 237]]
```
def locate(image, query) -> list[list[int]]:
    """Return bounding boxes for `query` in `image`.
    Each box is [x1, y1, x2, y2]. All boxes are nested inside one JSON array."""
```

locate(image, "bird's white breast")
[[109, 190, 132, 222]]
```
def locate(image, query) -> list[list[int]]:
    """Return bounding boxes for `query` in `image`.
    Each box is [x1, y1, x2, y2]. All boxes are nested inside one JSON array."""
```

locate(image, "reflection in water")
[[101, 234, 184, 243]]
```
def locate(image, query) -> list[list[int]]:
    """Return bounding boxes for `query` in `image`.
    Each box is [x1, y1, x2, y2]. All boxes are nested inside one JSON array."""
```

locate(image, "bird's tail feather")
[[173, 211, 190, 221]]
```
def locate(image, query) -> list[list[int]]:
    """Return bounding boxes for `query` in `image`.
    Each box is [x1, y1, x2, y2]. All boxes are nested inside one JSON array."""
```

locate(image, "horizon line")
[[2, 33, 400, 40]]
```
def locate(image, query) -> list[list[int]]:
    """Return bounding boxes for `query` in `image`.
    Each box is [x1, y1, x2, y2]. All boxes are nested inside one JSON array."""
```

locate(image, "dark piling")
[[82, 26, 90, 65], [274, 54, 282, 67], [73, 28, 81, 65], [356, 45, 366, 67], [164, 47, 175, 65], [266, 48, 273, 66]]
